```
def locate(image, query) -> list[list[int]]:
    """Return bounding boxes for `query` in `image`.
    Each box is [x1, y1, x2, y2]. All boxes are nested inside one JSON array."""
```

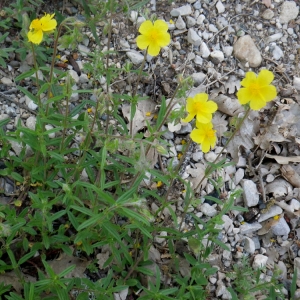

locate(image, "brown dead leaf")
[[257, 215, 281, 235], [265, 154, 300, 164], [48, 251, 89, 278], [0, 272, 36, 293], [281, 165, 300, 188], [186, 162, 207, 192]]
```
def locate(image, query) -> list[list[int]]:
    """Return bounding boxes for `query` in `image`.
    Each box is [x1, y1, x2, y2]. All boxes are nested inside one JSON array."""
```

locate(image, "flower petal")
[[249, 98, 266, 110], [196, 112, 212, 123], [28, 29, 43, 44], [194, 93, 208, 102], [153, 20, 169, 32], [29, 19, 41, 30], [156, 31, 170, 47], [136, 35, 149, 50], [190, 129, 205, 144], [240, 72, 257, 88], [147, 43, 161, 56], [181, 113, 194, 123], [139, 20, 153, 34], [201, 140, 210, 153], [260, 85, 277, 101], [236, 88, 252, 105], [40, 14, 57, 31], [202, 100, 218, 113], [257, 69, 274, 86]]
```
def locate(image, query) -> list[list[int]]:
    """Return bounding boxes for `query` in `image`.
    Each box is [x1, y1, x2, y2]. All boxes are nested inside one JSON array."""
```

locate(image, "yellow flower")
[[182, 93, 218, 124], [136, 20, 171, 56], [190, 121, 217, 153], [27, 13, 57, 44], [236, 70, 277, 110], [156, 181, 163, 188]]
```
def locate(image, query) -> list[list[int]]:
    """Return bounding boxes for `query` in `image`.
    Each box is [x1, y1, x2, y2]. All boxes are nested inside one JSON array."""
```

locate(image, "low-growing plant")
[[0, 0, 285, 299]]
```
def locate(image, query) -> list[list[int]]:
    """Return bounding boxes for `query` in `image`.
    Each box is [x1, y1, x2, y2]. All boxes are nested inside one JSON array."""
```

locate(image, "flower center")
[[206, 129, 215, 138], [149, 29, 158, 41], [194, 102, 203, 112]]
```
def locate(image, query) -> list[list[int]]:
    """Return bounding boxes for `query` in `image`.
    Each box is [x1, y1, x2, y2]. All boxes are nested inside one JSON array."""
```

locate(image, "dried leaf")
[[186, 162, 207, 192], [281, 165, 300, 188], [211, 94, 244, 116], [114, 288, 129, 300], [212, 112, 228, 138], [265, 154, 300, 164], [257, 216, 281, 235], [0, 272, 36, 293], [97, 251, 110, 269]]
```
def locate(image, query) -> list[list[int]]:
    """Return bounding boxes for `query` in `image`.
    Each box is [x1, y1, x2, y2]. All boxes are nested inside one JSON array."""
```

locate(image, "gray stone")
[[192, 72, 206, 86], [222, 215, 233, 233], [272, 217, 290, 236], [5, 107, 16, 117], [119, 39, 130, 49], [210, 50, 224, 64], [194, 55, 203, 65], [193, 1, 201, 10], [196, 14, 205, 24], [200, 42, 210, 58], [279, 1, 299, 24], [187, 28, 201, 46], [265, 33, 283, 43], [208, 24, 218, 33], [200, 203, 217, 217], [186, 16, 196, 28], [240, 222, 262, 235], [216, 283, 232, 299], [78, 44, 90, 56], [26, 116, 36, 130], [294, 257, 300, 279], [1, 77, 13, 86], [253, 254, 268, 269], [126, 51, 144, 64], [175, 123, 192, 134], [192, 151, 203, 162], [262, 9, 274, 20], [175, 15, 186, 29], [216, 0, 225, 14], [68, 69, 79, 83], [243, 237, 255, 254], [293, 77, 300, 91], [170, 5, 192, 16], [45, 124, 55, 139], [272, 44, 283, 60], [223, 46, 233, 57], [233, 35, 262, 67], [242, 180, 259, 207], [258, 205, 283, 222], [27, 100, 38, 111]]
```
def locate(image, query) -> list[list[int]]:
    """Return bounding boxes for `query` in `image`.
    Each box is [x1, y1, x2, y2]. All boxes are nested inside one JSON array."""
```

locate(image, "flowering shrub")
[[236, 69, 277, 110], [136, 20, 170, 56], [27, 13, 57, 44]]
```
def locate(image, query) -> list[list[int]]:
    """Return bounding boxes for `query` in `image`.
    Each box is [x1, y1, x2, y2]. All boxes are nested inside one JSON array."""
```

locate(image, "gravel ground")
[[1, 0, 300, 298]]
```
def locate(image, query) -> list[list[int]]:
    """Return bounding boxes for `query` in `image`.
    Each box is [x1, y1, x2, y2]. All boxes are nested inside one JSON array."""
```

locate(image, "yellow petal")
[[156, 31, 171, 47], [201, 140, 210, 153], [196, 112, 212, 123], [194, 93, 208, 102], [236, 88, 251, 105], [190, 129, 205, 144], [181, 113, 194, 123], [28, 29, 43, 44], [260, 85, 277, 101], [136, 35, 149, 50], [249, 98, 266, 110], [153, 20, 169, 32], [202, 100, 218, 113], [29, 19, 41, 30], [139, 20, 153, 34], [147, 43, 161, 56], [257, 69, 274, 86], [240, 71, 256, 88], [40, 14, 57, 31]]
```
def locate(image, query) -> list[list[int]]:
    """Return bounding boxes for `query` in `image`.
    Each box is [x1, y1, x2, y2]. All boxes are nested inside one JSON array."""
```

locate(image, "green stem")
[[30, 43, 41, 108]]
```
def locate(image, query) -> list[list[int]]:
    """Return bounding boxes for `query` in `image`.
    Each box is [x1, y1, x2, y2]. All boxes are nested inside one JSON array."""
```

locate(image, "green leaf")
[[0, 116, 9, 127], [120, 207, 150, 226], [10, 172, 24, 183], [17, 85, 37, 102], [58, 264, 76, 277], [15, 69, 36, 82]]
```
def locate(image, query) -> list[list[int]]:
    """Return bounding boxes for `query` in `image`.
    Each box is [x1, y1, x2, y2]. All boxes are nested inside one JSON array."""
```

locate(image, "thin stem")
[[30, 43, 41, 108], [194, 106, 251, 193], [129, 50, 148, 137]]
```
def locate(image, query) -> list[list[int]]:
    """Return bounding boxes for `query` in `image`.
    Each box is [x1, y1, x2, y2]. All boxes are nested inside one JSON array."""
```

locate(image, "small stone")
[[176, 123, 192, 134], [287, 28, 294, 35], [192, 152, 203, 162], [290, 199, 300, 211], [266, 174, 274, 182], [129, 11, 138, 23], [161, 126, 174, 139], [279, 1, 299, 24], [154, 231, 168, 244], [45, 124, 55, 138], [126, 51, 144, 64], [191, 72, 206, 86], [272, 44, 283, 60], [193, 1, 201, 9], [26, 116, 36, 130], [240, 222, 262, 235], [222, 215, 233, 233], [68, 69, 79, 83], [186, 16, 196, 28], [234, 168, 244, 185], [294, 257, 300, 279], [5, 107, 16, 117], [242, 180, 259, 207], [216, 0, 225, 13], [137, 17, 146, 27], [293, 77, 300, 91], [272, 217, 290, 236], [265, 33, 283, 43], [258, 205, 283, 222], [175, 15, 186, 29], [200, 203, 217, 217], [170, 5, 192, 17], [243, 237, 256, 254], [27, 100, 38, 111], [216, 283, 232, 299], [262, 9, 274, 20], [210, 50, 224, 64], [78, 44, 90, 56], [233, 35, 262, 67], [223, 248, 232, 260], [253, 254, 268, 269], [1, 77, 13, 86], [194, 55, 203, 65], [119, 39, 130, 49], [200, 42, 210, 58], [205, 152, 217, 162], [208, 24, 218, 33], [196, 14, 205, 24], [222, 46, 233, 57], [187, 28, 202, 46]]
